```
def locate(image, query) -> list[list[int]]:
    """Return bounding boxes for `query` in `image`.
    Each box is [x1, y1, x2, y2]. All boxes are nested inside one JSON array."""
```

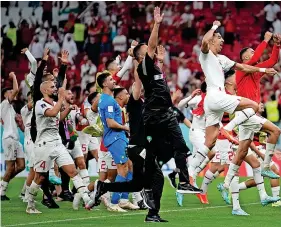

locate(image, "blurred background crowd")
[[1, 1, 281, 126]]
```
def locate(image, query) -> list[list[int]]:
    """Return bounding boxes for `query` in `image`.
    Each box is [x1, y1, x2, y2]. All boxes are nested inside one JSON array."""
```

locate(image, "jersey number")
[[101, 161, 106, 170], [82, 144, 87, 152], [40, 161, 46, 170]]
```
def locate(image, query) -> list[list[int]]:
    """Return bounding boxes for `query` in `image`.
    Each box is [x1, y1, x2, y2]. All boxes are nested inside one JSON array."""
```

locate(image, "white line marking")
[[3, 203, 260, 227]]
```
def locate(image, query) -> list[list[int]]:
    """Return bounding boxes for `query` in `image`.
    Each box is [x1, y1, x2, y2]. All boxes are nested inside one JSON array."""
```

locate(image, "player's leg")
[[223, 97, 259, 132], [55, 144, 93, 208], [1, 160, 16, 200], [270, 164, 281, 207], [167, 119, 201, 193], [260, 120, 281, 178], [244, 153, 280, 205], [88, 137, 99, 162]]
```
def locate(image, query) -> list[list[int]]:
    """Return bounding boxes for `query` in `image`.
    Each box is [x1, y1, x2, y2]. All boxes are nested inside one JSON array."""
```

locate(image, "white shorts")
[[238, 114, 267, 141], [189, 128, 205, 154], [77, 131, 90, 154], [68, 141, 84, 160], [89, 137, 101, 151], [2, 137, 24, 161], [204, 90, 241, 127], [98, 150, 117, 172], [24, 137, 35, 168], [212, 139, 234, 164], [34, 141, 74, 173]]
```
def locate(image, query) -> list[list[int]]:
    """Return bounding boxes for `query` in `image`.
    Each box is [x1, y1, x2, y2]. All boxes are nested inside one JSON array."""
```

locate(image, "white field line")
[[3, 203, 260, 227]]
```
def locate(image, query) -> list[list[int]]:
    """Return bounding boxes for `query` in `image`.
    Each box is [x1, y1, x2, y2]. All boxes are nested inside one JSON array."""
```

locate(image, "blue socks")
[[111, 174, 127, 204]]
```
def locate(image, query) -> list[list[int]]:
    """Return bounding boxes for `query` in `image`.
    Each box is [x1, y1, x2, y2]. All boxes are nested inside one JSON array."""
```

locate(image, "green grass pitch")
[[1, 177, 280, 227]]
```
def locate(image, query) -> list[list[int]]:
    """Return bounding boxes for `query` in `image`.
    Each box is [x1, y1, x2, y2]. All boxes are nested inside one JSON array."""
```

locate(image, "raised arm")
[[234, 62, 277, 76], [255, 34, 281, 68], [7, 72, 19, 103], [201, 20, 221, 54], [147, 7, 164, 59], [21, 48, 37, 75], [56, 50, 69, 89], [33, 48, 49, 103], [155, 45, 165, 71], [246, 32, 272, 65]]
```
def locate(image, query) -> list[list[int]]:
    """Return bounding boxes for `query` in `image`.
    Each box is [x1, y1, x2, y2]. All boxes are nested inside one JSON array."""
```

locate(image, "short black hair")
[[200, 81, 207, 93], [27, 91, 32, 97], [97, 72, 111, 88], [88, 92, 99, 104], [240, 47, 250, 61], [133, 43, 146, 59], [1, 87, 12, 99], [225, 69, 235, 79], [105, 58, 115, 70], [113, 87, 126, 98], [86, 82, 96, 93]]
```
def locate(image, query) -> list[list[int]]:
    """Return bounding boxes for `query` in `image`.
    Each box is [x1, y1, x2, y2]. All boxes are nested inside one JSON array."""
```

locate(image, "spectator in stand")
[[112, 28, 127, 55], [84, 36, 101, 67], [66, 65, 80, 84], [180, 5, 195, 41], [256, 1, 281, 31], [6, 22, 17, 47], [163, 4, 173, 26], [193, 1, 203, 10], [62, 33, 78, 65], [192, 38, 202, 61], [17, 20, 35, 50], [45, 36, 60, 66], [29, 36, 44, 60], [74, 18, 87, 52], [98, 56, 109, 72], [223, 10, 236, 50], [81, 59, 97, 90], [273, 12, 281, 34], [35, 24, 49, 46], [176, 52, 192, 89], [42, 1, 53, 27]]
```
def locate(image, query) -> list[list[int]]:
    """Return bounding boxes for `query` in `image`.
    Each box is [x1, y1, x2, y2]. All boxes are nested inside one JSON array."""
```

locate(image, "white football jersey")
[[86, 109, 99, 126], [68, 109, 81, 129], [199, 50, 235, 92], [0, 99, 19, 140], [35, 99, 61, 143], [20, 105, 32, 139], [188, 95, 206, 131]]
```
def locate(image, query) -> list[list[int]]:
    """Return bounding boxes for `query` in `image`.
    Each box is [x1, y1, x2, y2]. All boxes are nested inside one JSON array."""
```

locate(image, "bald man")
[[26, 81, 93, 214]]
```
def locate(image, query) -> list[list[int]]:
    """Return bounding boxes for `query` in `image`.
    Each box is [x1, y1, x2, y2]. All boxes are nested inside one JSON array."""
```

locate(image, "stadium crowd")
[[1, 1, 281, 125]]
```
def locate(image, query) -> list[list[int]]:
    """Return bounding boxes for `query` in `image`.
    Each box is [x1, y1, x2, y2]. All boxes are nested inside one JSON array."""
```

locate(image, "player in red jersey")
[[223, 33, 281, 186]]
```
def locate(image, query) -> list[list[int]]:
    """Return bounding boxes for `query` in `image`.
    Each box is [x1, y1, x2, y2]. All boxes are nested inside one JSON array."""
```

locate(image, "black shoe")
[[137, 200, 148, 210], [145, 215, 168, 223], [177, 183, 202, 194], [94, 180, 107, 207], [168, 172, 177, 189], [1, 195, 10, 201], [41, 198, 60, 209], [58, 190, 74, 202], [141, 189, 156, 210]]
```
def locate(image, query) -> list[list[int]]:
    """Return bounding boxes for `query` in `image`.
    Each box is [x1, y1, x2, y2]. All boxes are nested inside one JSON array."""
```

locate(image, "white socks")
[[189, 146, 210, 178], [263, 143, 276, 168], [271, 186, 280, 198], [195, 157, 210, 176], [252, 167, 267, 201], [201, 170, 218, 194], [28, 181, 40, 208], [224, 163, 239, 188], [21, 180, 27, 195], [79, 169, 90, 186], [238, 182, 247, 190], [230, 176, 241, 210], [132, 191, 142, 205], [224, 108, 255, 131], [0, 180, 8, 196], [71, 175, 89, 203]]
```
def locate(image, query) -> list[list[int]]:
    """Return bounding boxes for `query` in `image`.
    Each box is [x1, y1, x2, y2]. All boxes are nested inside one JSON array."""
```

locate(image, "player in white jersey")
[[192, 20, 277, 183], [20, 92, 36, 202], [26, 81, 93, 214], [1, 72, 25, 201]]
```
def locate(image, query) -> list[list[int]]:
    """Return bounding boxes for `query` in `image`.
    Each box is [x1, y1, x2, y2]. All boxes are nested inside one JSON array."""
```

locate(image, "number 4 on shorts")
[[40, 161, 46, 170]]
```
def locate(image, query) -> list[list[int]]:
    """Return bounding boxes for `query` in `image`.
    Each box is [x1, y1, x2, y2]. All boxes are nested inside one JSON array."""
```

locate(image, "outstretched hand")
[[154, 7, 164, 24]]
